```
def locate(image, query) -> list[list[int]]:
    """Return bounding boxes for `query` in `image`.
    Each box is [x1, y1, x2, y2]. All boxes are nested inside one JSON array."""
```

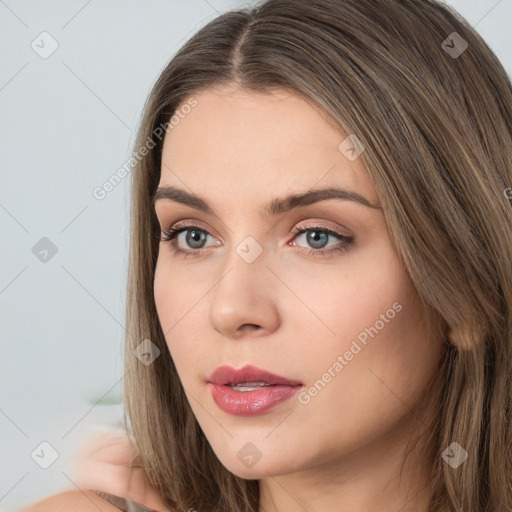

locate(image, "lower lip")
[[208, 383, 302, 416]]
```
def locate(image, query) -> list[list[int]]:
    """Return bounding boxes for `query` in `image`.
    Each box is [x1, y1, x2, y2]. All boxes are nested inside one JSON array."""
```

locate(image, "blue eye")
[[290, 225, 353, 256], [160, 224, 354, 258], [160, 225, 214, 257]]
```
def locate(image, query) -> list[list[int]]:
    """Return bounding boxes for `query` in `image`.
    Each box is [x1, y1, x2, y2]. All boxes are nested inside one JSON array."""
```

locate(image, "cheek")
[[288, 262, 440, 458], [153, 260, 209, 378], [289, 239, 412, 349], [153, 260, 188, 359], [330, 245, 432, 371], [153, 258, 198, 332], [153, 260, 171, 330], [305, 253, 438, 402], [293, 241, 436, 400]]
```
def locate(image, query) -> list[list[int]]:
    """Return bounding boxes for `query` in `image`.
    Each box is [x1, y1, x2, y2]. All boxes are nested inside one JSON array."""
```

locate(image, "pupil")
[[187, 230, 205, 248], [307, 230, 328, 249]]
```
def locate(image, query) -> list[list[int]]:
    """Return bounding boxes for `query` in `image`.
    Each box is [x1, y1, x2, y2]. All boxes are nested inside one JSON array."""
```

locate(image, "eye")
[[160, 224, 217, 257], [159, 222, 354, 258], [290, 224, 354, 257]]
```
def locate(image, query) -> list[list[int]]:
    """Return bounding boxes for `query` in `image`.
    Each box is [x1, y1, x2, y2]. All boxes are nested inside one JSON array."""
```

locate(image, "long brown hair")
[[122, 1, 512, 510]]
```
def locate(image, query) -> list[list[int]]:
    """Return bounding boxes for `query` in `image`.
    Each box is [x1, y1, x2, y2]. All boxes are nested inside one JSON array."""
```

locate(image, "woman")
[[20, 0, 512, 510]]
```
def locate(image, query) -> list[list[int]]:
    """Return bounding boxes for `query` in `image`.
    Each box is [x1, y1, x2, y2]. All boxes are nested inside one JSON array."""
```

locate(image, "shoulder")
[[18, 490, 123, 511]]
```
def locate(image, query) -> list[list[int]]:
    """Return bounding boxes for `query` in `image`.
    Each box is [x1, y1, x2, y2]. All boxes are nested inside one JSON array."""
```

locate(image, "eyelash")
[[159, 223, 354, 258]]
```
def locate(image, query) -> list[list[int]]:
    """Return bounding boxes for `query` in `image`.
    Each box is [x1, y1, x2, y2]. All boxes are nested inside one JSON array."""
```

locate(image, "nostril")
[[240, 324, 261, 333]]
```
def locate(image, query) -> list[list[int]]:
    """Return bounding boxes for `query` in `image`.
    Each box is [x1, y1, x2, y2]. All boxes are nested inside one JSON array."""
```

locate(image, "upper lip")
[[207, 364, 303, 386]]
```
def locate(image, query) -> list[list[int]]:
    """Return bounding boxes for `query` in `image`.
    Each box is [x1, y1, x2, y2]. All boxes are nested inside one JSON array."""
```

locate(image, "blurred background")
[[0, 0, 510, 510]]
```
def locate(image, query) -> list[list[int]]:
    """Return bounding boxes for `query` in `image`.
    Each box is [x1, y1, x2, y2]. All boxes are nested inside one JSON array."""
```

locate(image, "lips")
[[207, 364, 303, 387], [207, 364, 304, 416]]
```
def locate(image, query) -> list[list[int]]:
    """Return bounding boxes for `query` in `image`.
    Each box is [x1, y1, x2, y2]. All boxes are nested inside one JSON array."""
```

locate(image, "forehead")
[[159, 86, 376, 206]]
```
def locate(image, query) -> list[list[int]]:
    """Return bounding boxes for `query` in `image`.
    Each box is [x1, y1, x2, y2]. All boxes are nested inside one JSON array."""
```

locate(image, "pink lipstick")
[[207, 364, 303, 416]]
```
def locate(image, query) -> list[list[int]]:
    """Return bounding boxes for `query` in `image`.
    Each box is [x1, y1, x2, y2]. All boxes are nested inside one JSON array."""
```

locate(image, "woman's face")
[[153, 86, 443, 479]]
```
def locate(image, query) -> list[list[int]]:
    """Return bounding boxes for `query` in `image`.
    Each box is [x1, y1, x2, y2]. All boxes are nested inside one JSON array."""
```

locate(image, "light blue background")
[[1, 0, 511, 509]]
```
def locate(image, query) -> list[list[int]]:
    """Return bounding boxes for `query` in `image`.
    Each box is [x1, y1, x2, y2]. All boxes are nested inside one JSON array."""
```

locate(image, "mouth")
[[206, 365, 303, 416]]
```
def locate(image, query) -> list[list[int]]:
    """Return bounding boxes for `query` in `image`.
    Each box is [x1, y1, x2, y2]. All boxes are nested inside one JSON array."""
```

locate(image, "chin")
[[228, 466, 276, 480], [218, 454, 294, 481]]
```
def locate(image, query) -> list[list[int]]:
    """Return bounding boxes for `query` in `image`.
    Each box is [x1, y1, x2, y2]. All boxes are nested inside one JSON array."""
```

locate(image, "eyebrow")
[[152, 185, 382, 215]]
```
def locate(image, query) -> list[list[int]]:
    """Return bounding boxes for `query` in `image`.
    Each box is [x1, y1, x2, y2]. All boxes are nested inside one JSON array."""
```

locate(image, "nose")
[[208, 249, 281, 340]]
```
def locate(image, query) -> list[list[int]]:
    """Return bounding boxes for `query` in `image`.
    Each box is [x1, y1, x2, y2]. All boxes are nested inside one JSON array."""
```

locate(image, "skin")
[[20, 431, 170, 511], [153, 86, 445, 512]]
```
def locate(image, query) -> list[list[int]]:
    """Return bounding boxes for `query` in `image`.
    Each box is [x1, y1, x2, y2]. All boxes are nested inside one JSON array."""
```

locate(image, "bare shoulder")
[[18, 490, 122, 511]]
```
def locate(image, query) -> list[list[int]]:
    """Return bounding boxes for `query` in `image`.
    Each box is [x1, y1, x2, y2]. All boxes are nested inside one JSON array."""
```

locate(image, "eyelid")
[[162, 218, 350, 242], [292, 219, 352, 236], [162, 219, 221, 239]]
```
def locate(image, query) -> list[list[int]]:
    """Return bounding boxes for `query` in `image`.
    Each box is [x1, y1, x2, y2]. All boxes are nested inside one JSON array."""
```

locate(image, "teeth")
[[229, 381, 272, 391], [230, 386, 268, 391]]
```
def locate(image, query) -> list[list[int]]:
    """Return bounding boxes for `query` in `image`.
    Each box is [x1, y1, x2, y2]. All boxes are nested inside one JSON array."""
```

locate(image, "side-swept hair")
[[123, 1, 512, 510]]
